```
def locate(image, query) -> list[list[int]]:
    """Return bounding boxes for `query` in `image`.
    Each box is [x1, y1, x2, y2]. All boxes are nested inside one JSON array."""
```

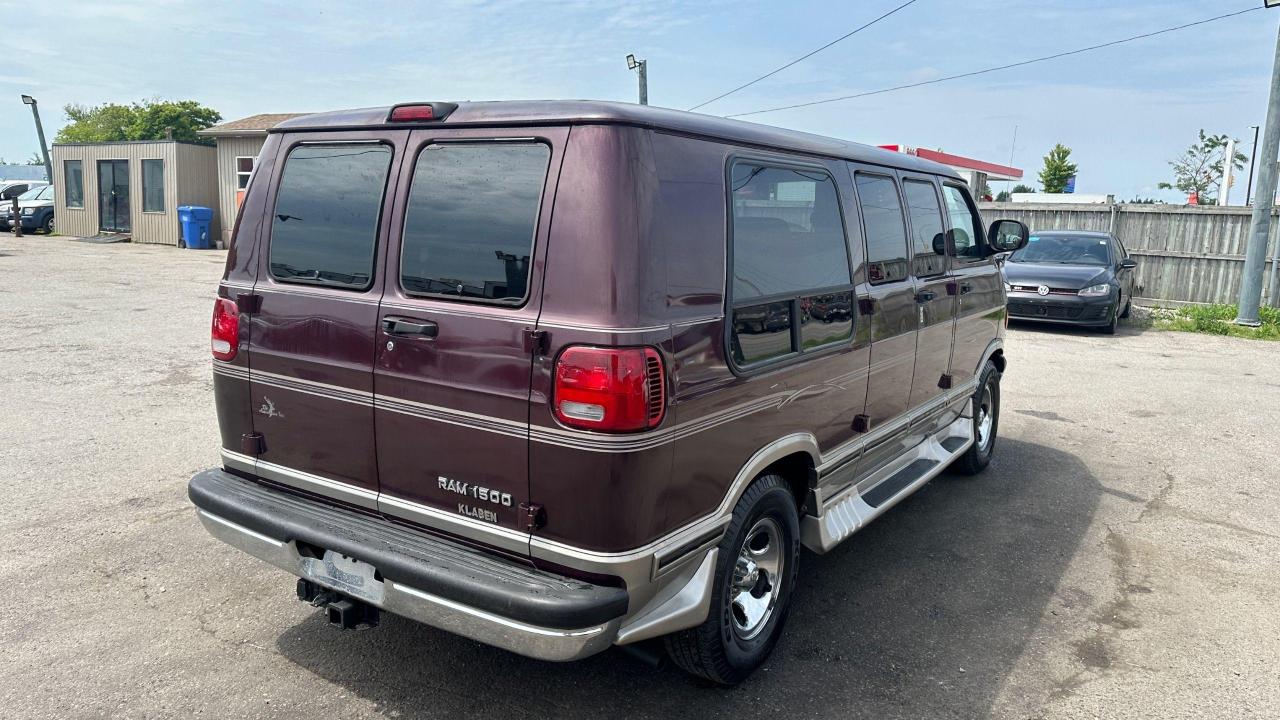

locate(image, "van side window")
[[942, 184, 985, 261], [728, 162, 852, 367], [854, 173, 909, 284], [269, 143, 393, 291], [902, 180, 947, 277], [400, 143, 549, 303]]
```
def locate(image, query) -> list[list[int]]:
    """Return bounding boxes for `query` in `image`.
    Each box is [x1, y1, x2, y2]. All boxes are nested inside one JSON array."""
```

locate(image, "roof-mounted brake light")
[[388, 102, 458, 123]]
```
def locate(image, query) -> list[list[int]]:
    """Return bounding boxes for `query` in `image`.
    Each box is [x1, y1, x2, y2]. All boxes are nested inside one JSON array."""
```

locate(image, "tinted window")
[[64, 162, 83, 208], [269, 143, 393, 290], [142, 159, 164, 212], [730, 301, 793, 365], [902, 180, 946, 277], [855, 173, 909, 284], [731, 163, 850, 299], [400, 143, 549, 303], [1011, 235, 1113, 266], [942, 184, 984, 260]]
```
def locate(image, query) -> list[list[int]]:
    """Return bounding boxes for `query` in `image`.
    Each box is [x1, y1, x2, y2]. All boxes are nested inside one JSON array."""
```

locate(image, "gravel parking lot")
[[2, 236, 1278, 719]]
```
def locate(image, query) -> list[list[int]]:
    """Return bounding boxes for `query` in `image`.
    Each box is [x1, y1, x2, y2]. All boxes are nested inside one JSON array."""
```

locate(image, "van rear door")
[[244, 131, 408, 509], [373, 127, 567, 555]]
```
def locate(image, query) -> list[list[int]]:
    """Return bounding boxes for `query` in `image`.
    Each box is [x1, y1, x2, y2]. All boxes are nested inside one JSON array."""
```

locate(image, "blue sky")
[[1, 0, 1274, 201]]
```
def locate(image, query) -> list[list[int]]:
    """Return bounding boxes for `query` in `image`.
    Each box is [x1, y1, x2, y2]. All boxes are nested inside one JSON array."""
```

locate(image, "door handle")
[[381, 317, 438, 338], [915, 290, 937, 304], [959, 282, 974, 295]]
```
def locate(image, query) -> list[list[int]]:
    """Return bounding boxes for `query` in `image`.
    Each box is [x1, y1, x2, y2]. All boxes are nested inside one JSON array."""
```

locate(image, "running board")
[[801, 413, 974, 554]]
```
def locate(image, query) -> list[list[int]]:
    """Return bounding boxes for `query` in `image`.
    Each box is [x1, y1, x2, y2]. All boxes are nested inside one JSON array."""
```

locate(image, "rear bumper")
[[189, 469, 628, 661], [1007, 293, 1114, 326]]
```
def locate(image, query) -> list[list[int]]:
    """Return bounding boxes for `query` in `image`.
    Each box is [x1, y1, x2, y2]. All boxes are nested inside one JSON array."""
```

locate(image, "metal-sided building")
[[197, 114, 304, 246], [51, 140, 219, 245]]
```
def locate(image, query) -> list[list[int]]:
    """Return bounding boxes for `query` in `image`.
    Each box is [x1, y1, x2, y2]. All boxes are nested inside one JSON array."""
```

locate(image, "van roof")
[[273, 100, 959, 178]]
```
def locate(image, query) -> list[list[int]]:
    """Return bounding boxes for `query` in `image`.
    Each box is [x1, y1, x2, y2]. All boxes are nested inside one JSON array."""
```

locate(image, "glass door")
[[97, 160, 130, 232]]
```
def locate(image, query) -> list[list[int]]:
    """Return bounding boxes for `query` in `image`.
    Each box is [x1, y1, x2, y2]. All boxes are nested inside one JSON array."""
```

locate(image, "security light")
[[21, 94, 35, 105], [626, 54, 637, 70]]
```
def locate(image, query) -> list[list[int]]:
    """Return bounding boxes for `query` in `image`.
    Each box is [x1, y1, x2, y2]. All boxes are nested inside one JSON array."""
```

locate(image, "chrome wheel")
[[731, 517, 784, 640], [976, 381, 994, 451]]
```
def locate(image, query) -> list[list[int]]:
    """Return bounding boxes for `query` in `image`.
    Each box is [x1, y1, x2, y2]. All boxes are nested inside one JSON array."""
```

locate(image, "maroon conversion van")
[[189, 101, 1029, 684]]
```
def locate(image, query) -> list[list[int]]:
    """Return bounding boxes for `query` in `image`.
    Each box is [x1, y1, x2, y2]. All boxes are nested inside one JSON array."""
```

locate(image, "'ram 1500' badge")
[[438, 476, 513, 524]]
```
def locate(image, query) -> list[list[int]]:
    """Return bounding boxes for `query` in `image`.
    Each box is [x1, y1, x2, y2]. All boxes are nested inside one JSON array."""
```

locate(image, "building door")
[[97, 160, 131, 233]]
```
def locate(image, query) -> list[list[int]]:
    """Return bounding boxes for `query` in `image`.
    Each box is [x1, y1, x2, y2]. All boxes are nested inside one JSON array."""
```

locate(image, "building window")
[[235, 156, 255, 190], [269, 143, 393, 291], [64, 160, 84, 209], [142, 159, 165, 213], [728, 161, 853, 367]]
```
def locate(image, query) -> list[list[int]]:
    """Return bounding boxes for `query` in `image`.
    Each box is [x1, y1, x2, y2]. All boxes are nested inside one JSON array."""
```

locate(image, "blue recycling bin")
[[178, 206, 214, 249]]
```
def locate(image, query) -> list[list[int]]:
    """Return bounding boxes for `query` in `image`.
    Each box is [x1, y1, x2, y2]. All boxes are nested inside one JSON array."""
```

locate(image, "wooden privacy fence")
[[977, 202, 1280, 306]]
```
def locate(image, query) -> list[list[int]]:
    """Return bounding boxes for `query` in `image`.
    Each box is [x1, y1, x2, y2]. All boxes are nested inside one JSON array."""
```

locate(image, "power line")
[[687, 0, 921, 112], [725, 6, 1263, 119]]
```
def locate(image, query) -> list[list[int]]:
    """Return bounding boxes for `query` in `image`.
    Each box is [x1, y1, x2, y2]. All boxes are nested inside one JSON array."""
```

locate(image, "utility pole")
[[1221, 138, 1236, 206], [626, 54, 648, 105], [1236, 15, 1280, 326], [20, 95, 52, 184], [1246, 125, 1261, 204]]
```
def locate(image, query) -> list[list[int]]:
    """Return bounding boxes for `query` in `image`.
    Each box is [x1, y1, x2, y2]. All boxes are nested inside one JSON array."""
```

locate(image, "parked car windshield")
[[19, 186, 52, 201], [1010, 235, 1111, 266]]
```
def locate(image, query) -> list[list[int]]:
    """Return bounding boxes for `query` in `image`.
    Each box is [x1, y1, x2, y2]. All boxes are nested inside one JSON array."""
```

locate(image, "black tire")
[[40, 215, 53, 234], [1119, 297, 1131, 319], [665, 473, 800, 685], [951, 361, 1001, 476]]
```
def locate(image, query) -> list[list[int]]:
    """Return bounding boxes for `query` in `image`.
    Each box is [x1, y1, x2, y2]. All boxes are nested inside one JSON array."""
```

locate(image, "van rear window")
[[269, 143, 393, 290], [400, 143, 550, 304]]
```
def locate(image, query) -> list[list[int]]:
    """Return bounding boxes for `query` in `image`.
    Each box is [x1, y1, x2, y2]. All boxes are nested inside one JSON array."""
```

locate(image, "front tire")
[[952, 361, 1001, 476], [665, 473, 800, 685], [40, 215, 53, 234]]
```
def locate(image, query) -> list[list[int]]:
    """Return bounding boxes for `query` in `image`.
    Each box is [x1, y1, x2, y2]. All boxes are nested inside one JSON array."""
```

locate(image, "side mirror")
[[1120, 258, 1137, 269], [932, 232, 947, 256], [987, 219, 1029, 253]]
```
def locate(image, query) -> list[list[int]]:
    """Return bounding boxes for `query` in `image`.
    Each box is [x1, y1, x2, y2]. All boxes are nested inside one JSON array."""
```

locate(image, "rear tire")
[[951, 361, 1001, 476], [664, 473, 799, 685]]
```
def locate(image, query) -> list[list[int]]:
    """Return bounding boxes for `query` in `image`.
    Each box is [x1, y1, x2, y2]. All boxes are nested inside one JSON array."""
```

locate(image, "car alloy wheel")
[[730, 517, 785, 641]]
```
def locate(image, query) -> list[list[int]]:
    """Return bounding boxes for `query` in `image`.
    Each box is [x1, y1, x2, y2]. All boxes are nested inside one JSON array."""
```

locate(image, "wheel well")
[[990, 349, 1006, 372], [761, 451, 816, 513]]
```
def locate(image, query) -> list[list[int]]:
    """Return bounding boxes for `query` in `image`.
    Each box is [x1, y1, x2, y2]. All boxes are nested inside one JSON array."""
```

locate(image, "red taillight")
[[389, 105, 435, 122], [553, 346, 666, 432], [211, 298, 239, 361]]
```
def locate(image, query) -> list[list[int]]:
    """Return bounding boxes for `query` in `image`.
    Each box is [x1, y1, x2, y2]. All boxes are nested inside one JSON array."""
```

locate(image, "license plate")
[[299, 550, 385, 604]]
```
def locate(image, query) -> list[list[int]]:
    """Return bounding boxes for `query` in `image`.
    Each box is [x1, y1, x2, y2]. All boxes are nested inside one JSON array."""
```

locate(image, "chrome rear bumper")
[[190, 470, 626, 662]]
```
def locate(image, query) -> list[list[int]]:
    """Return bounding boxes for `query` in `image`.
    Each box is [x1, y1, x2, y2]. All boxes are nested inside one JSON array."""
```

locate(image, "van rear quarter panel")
[[531, 128, 869, 553], [214, 134, 280, 456]]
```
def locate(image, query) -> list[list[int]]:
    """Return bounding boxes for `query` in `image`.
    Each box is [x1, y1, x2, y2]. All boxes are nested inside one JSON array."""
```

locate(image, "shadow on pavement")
[[274, 439, 1098, 719]]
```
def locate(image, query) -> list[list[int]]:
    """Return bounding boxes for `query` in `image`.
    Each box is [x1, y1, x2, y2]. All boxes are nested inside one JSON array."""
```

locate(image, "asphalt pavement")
[[2, 235, 1277, 719]]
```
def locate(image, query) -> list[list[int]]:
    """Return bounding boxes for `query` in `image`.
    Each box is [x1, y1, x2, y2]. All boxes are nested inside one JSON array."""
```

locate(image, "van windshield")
[[1010, 235, 1111, 266]]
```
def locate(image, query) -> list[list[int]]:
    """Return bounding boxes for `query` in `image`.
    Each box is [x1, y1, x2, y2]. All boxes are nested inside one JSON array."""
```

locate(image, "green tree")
[[1156, 129, 1248, 204], [1038, 144, 1078, 193], [994, 190, 1011, 202], [26, 152, 43, 165], [1012, 183, 1035, 194], [55, 100, 221, 145]]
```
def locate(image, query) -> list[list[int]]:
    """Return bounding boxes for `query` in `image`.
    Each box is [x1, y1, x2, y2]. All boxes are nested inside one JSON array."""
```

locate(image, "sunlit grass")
[[1151, 303, 1280, 341]]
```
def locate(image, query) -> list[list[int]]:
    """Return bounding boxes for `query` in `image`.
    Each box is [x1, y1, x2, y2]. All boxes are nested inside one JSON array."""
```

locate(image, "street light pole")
[[1236, 17, 1280, 325], [626, 54, 648, 105], [20, 95, 52, 184]]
